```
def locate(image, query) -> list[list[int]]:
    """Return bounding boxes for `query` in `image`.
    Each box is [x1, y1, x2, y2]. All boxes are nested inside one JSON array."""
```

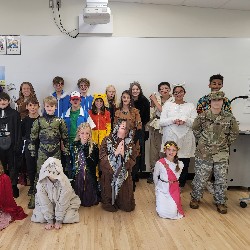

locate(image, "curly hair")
[[119, 90, 134, 110], [16, 82, 37, 106]]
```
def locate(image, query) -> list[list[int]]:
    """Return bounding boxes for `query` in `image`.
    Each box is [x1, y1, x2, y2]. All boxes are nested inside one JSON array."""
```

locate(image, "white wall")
[[1, 1, 250, 37]]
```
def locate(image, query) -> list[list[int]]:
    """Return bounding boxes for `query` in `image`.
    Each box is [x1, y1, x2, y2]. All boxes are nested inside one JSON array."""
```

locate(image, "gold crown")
[[163, 142, 179, 151]]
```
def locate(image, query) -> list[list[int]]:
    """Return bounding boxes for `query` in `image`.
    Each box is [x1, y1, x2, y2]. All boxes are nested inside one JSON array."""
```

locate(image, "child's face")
[[22, 84, 31, 97], [79, 127, 91, 144], [159, 84, 171, 97], [53, 82, 64, 93], [165, 145, 177, 161], [122, 93, 131, 106], [117, 121, 127, 139], [209, 79, 223, 91], [79, 83, 89, 94], [70, 98, 81, 110], [0, 99, 10, 109], [106, 87, 116, 100], [131, 85, 140, 98], [26, 103, 39, 115], [95, 98, 104, 109], [44, 103, 56, 115], [210, 99, 223, 110]]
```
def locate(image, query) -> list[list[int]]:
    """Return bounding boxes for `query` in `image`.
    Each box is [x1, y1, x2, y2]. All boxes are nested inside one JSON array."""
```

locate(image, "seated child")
[[99, 119, 139, 212], [31, 157, 81, 230], [153, 141, 184, 219], [71, 123, 99, 207], [0, 162, 27, 231]]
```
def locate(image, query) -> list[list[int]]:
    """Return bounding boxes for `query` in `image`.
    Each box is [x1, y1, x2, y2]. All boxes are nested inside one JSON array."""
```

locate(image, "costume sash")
[[159, 158, 184, 216]]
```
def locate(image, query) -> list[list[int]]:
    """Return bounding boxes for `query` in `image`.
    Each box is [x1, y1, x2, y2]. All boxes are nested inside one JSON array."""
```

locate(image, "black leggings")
[[178, 158, 190, 187]]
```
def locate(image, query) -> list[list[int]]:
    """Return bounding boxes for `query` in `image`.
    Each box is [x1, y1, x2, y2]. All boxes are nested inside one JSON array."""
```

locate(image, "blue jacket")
[[51, 91, 70, 118], [80, 95, 94, 111], [62, 107, 90, 137]]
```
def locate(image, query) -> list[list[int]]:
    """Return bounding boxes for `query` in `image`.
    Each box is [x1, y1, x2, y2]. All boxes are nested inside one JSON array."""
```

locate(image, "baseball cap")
[[70, 91, 81, 101]]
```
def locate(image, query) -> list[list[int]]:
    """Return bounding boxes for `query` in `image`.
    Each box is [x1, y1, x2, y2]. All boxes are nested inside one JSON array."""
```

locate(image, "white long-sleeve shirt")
[[160, 102, 197, 158]]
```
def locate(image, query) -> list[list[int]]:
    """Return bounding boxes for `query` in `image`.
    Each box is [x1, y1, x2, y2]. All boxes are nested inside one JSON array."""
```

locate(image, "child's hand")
[[54, 223, 62, 230], [45, 223, 54, 230]]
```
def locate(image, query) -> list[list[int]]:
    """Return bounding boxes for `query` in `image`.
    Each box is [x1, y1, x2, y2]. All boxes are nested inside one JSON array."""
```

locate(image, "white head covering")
[[38, 157, 70, 187]]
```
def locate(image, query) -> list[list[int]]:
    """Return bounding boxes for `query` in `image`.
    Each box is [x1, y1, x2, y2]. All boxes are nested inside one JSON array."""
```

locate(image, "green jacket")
[[192, 109, 239, 162]]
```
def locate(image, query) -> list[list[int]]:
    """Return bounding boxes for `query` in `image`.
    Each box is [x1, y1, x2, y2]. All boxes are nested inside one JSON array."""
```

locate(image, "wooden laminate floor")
[[0, 180, 250, 250]]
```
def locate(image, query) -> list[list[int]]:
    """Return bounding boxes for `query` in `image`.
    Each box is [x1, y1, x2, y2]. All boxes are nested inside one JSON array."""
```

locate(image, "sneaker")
[[28, 186, 34, 196], [190, 199, 199, 209], [12, 185, 19, 198], [206, 181, 215, 195], [216, 204, 227, 214], [147, 173, 153, 184], [28, 195, 35, 209]]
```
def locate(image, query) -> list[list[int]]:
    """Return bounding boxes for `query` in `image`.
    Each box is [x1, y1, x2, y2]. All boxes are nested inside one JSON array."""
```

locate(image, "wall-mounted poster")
[[6, 35, 21, 55], [0, 36, 6, 55], [0, 66, 5, 90]]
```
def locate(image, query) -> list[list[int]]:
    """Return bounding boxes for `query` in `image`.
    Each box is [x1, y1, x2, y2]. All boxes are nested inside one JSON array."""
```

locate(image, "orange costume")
[[88, 94, 111, 147]]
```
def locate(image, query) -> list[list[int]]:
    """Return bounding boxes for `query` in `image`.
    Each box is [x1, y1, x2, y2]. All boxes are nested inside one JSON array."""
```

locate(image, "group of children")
[[0, 73, 240, 231]]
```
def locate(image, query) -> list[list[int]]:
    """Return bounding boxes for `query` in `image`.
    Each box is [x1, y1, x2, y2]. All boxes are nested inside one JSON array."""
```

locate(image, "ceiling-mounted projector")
[[83, 0, 111, 25]]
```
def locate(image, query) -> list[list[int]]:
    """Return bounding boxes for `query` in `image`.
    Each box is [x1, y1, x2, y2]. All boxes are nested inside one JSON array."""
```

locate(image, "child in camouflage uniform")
[[190, 91, 239, 214], [28, 96, 70, 209]]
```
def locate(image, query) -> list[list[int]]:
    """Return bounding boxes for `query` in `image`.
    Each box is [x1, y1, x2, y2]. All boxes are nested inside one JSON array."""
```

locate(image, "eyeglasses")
[[54, 82, 63, 86], [173, 90, 184, 96]]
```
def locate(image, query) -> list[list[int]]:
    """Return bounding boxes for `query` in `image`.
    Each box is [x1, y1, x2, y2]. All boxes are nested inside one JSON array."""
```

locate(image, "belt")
[[159, 177, 178, 184]]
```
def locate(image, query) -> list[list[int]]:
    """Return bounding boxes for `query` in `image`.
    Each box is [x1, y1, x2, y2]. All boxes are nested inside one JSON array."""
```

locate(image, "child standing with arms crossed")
[[153, 141, 184, 219]]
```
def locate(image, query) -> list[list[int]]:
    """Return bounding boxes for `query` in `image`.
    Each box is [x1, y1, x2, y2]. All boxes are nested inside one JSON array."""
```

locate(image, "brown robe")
[[99, 136, 139, 212], [114, 108, 142, 132]]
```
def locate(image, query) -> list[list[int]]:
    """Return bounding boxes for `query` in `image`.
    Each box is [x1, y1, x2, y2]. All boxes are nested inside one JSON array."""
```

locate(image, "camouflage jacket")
[[192, 109, 239, 162], [196, 94, 231, 114], [28, 115, 70, 157]]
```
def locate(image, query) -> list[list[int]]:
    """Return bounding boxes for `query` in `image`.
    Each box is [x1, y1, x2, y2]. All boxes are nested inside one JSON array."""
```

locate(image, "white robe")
[[153, 158, 184, 219], [31, 158, 81, 224], [160, 102, 197, 158]]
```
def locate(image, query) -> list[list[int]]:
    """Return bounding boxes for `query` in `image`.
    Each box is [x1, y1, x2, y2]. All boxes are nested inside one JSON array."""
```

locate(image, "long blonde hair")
[[75, 123, 94, 154], [106, 84, 118, 107], [163, 141, 180, 172]]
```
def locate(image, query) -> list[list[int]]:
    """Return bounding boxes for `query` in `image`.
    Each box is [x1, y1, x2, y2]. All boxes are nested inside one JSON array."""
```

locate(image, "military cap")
[[209, 91, 225, 100]]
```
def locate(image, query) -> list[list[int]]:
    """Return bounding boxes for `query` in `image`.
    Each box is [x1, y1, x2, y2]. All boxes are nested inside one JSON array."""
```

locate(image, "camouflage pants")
[[191, 157, 228, 204]]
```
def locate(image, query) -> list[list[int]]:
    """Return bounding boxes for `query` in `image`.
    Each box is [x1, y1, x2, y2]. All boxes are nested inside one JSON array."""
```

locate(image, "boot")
[[28, 195, 35, 209], [190, 199, 199, 209], [12, 185, 19, 198], [216, 204, 227, 214], [147, 173, 154, 184]]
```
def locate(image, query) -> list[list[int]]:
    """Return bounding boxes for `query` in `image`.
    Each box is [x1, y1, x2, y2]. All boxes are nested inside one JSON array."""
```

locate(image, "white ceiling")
[[109, 0, 250, 11]]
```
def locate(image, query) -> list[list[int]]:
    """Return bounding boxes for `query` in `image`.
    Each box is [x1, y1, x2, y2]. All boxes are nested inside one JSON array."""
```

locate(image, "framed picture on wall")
[[0, 36, 6, 55], [6, 35, 21, 55]]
